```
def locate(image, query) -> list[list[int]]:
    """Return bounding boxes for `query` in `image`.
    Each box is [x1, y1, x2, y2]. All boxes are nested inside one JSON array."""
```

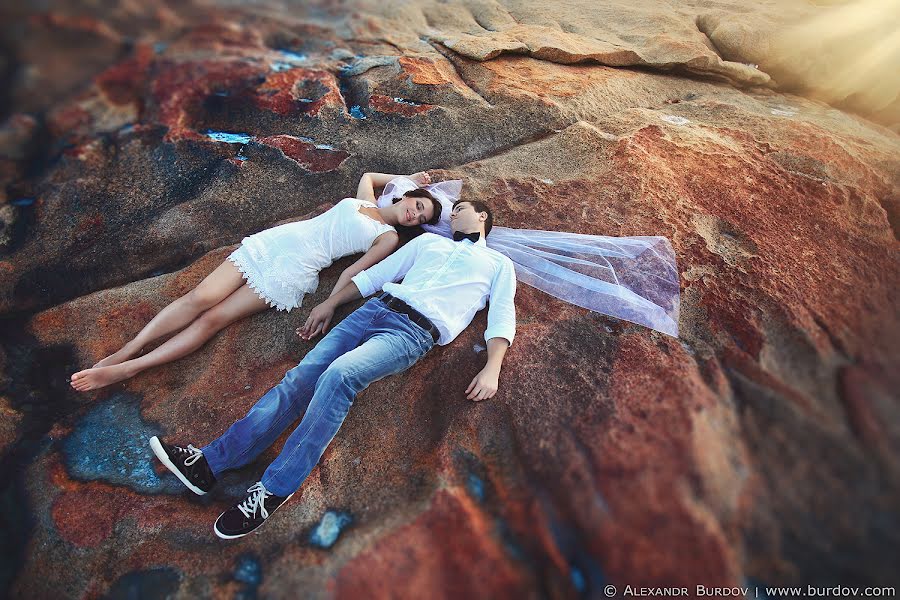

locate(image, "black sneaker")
[[149, 436, 217, 495], [213, 482, 293, 539]]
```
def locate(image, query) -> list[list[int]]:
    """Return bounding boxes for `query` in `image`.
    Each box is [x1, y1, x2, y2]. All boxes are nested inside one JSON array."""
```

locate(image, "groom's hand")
[[297, 301, 335, 341], [465, 366, 500, 401]]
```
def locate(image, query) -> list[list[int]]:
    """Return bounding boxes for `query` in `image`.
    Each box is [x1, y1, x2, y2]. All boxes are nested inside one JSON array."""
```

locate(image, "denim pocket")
[[394, 313, 428, 348]]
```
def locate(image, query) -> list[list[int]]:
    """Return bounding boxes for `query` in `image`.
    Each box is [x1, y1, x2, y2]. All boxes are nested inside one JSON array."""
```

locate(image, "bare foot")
[[92, 345, 140, 368], [70, 364, 132, 391]]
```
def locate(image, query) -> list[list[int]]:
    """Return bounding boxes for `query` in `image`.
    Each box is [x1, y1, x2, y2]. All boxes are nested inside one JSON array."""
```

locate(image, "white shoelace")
[[238, 483, 273, 519], [183, 444, 203, 467]]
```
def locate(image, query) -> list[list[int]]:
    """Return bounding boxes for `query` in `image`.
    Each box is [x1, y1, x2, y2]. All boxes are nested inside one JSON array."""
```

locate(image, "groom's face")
[[449, 201, 483, 233]]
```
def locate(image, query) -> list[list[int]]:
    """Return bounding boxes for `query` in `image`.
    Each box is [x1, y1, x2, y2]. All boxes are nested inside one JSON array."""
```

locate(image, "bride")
[[69, 171, 442, 391]]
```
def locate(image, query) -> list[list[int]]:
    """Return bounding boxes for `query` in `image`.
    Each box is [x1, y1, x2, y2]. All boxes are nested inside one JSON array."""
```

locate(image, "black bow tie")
[[453, 231, 481, 243]]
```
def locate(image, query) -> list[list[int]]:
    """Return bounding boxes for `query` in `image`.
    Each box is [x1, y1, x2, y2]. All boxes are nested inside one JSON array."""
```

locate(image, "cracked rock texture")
[[1, 1, 898, 599]]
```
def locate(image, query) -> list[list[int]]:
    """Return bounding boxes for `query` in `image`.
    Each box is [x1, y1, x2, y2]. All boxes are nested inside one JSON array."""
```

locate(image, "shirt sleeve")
[[351, 233, 428, 297], [484, 257, 517, 345]]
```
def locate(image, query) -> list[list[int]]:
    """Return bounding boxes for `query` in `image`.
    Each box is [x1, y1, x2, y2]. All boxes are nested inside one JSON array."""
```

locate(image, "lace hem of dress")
[[227, 254, 307, 312]]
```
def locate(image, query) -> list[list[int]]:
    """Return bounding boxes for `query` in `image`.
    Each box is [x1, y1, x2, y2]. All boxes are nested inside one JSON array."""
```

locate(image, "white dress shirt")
[[351, 233, 516, 346]]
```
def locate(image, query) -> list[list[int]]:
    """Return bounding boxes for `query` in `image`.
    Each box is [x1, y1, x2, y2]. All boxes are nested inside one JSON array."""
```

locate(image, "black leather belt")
[[376, 293, 440, 343]]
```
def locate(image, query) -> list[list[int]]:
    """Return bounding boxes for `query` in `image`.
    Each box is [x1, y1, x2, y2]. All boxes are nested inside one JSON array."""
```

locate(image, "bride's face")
[[396, 195, 434, 226]]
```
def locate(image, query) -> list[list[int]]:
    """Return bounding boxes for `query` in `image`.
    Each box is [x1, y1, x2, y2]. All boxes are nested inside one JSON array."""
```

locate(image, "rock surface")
[[1, 2, 898, 599]]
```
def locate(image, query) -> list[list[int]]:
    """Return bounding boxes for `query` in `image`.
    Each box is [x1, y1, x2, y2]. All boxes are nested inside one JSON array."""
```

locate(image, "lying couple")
[[69, 170, 679, 539], [159, 191, 511, 538], [79, 172, 516, 539]]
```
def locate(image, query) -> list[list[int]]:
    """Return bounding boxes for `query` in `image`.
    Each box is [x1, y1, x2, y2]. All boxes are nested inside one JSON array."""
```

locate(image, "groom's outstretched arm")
[[467, 257, 517, 401], [466, 337, 509, 401]]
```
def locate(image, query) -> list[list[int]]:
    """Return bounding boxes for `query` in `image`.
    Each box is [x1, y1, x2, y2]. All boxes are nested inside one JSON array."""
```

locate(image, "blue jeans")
[[201, 298, 435, 496]]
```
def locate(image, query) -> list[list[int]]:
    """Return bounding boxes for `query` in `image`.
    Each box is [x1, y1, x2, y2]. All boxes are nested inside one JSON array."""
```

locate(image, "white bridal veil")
[[377, 177, 680, 337]]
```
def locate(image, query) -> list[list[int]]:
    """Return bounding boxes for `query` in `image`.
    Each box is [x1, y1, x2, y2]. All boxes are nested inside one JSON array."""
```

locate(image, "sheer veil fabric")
[[377, 177, 680, 337]]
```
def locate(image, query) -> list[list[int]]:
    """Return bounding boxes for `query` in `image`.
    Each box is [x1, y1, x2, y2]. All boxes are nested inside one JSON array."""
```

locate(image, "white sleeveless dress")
[[228, 198, 396, 311]]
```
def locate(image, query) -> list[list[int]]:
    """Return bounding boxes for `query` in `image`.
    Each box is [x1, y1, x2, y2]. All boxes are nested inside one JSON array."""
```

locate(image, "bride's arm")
[[328, 230, 400, 297], [356, 171, 432, 201]]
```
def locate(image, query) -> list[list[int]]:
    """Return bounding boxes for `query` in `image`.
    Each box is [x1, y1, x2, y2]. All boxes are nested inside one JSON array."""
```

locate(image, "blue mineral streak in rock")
[[309, 510, 353, 548], [278, 50, 308, 62], [234, 554, 262, 585], [570, 565, 586, 592], [61, 395, 182, 494], [11, 198, 35, 207], [203, 130, 255, 144], [349, 105, 366, 119], [466, 472, 485, 502]]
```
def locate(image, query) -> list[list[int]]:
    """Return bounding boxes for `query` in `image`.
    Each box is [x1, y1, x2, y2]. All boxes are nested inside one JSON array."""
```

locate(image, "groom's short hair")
[[392, 189, 442, 226], [453, 199, 494, 236]]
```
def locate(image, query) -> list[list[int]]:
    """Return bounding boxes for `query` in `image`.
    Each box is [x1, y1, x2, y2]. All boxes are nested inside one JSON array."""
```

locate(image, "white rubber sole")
[[213, 492, 294, 540], [149, 436, 207, 496]]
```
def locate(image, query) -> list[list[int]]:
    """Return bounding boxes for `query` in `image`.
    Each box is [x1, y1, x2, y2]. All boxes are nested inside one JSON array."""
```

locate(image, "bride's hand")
[[409, 171, 431, 185]]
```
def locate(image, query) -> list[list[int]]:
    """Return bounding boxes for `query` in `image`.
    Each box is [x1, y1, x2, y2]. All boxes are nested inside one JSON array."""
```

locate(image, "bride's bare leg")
[[71, 284, 270, 391], [88, 260, 247, 369]]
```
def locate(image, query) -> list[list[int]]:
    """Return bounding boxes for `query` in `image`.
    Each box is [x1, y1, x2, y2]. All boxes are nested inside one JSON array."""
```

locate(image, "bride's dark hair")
[[392, 189, 442, 226]]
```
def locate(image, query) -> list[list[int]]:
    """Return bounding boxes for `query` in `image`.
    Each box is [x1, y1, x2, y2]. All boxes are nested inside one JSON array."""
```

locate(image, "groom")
[[150, 199, 517, 538]]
